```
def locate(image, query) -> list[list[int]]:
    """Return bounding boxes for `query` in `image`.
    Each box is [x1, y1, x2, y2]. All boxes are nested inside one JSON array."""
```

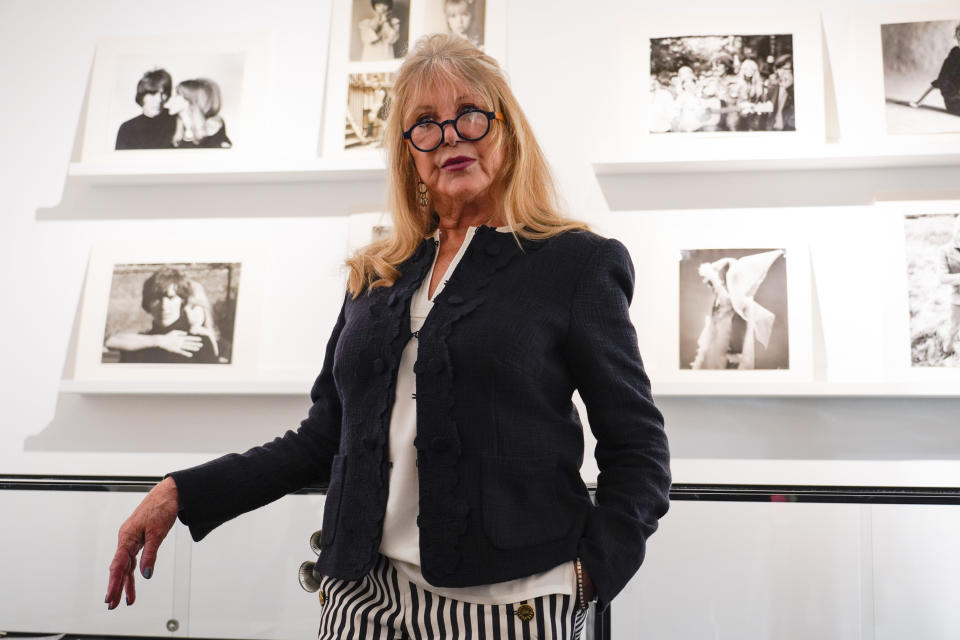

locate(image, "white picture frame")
[[609, 8, 825, 158], [73, 242, 264, 384], [625, 209, 814, 385], [878, 199, 960, 384], [320, 0, 507, 161], [852, 3, 960, 141], [81, 33, 271, 162]]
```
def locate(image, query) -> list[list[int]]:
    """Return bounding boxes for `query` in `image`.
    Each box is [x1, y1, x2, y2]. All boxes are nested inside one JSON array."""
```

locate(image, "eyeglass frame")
[[402, 109, 505, 152]]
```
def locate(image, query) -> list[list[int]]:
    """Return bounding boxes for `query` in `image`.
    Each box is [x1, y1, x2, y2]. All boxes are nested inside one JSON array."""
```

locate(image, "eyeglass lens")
[[411, 111, 490, 151]]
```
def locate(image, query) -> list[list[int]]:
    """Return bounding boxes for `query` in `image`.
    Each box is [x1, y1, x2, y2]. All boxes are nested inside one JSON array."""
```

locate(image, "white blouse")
[[378, 226, 576, 604]]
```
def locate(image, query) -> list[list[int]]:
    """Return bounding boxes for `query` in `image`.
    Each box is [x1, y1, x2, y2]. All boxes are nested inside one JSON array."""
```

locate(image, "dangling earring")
[[417, 181, 429, 210]]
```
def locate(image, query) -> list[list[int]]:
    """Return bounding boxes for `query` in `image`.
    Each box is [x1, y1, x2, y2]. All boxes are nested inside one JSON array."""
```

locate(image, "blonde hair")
[[173, 79, 223, 146], [345, 33, 587, 296]]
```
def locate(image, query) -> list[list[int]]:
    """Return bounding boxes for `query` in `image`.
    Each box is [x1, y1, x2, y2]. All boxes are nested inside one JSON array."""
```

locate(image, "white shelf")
[[653, 381, 960, 398], [67, 155, 387, 186], [59, 378, 312, 395], [59, 378, 960, 397], [594, 142, 960, 174]]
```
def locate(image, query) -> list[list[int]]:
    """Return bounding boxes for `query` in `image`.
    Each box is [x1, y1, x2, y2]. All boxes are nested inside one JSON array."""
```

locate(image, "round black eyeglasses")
[[402, 109, 504, 152]]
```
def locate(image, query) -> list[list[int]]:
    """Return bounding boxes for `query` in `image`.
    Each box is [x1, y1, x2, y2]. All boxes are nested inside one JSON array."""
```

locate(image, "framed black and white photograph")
[[101, 262, 241, 365], [650, 34, 796, 134], [349, 0, 410, 62], [345, 71, 397, 149], [608, 9, 824, 153], [882, 19, 960, 135], [853, 3, 960, 141], [679, 248, 789, 370], [74, 243, 263, 384], [625, 209, 814, 384], [423, 0, 486, 49], [81, 34, 270, 160], [904, 213, 960, 367]]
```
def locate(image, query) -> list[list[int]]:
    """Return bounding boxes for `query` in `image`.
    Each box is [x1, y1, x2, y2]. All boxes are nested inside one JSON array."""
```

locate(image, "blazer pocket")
[[481, 453, 571, 549], [319, 454, 347, 548]]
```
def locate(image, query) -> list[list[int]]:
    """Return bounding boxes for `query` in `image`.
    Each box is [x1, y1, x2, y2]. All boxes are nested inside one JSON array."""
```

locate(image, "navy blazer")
[[170, 227, 671, 607]]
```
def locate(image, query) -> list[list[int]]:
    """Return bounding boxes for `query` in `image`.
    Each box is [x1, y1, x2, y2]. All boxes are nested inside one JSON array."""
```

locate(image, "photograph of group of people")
[[882, 19, 960, 135], [649, 34, 796, 134], [115, 67, 234, 150], [344, 0, 487, 149], [101, 262, 241, 365]]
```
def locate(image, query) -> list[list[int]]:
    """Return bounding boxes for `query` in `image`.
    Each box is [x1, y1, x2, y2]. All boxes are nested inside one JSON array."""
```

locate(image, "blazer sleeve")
[[168, 296, 348, 541], [565, 238, 671, 609]]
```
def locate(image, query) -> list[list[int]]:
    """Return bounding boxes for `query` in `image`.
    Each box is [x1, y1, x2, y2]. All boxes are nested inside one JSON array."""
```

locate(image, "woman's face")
[[373, 2, 390, 16], [164, 91, 188, 116], [445, 4, 471, 36], [141, 91, 165, 118], [406, 81, 505, 210]]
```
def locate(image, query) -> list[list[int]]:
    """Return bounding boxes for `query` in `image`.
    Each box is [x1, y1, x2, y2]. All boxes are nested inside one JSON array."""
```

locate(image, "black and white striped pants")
[[316, 555, 586, 640]]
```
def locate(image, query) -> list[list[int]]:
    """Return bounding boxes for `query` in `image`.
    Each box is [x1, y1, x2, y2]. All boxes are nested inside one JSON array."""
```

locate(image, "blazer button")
[[516, 603, 535, 622], [485, 243, 501, 256], [428, 358, 443, 373], [363, 435, 378, 450], [298, 561, 320, 592], [373, 358, 385, 373], [309, 529, 322, 555]]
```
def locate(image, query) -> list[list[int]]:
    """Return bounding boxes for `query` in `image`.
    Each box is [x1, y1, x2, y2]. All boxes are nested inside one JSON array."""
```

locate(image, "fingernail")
[[143, 567, 153, 579]]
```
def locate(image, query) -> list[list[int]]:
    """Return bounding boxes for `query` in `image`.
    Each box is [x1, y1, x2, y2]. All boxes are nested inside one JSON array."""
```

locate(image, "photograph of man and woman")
[[649, 33, 796, 133], [101, 262, 241, 365], [882, 19, 960, 135], [113, 53, 244, 150]]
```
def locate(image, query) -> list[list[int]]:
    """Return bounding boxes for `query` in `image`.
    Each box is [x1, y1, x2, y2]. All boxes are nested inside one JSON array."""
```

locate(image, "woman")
[[910, 23, 960, 116], [104, 266, 220, 364], [104, 35, 670, 639], [164, 78, 232, 148], [732, 59, 767, 131]]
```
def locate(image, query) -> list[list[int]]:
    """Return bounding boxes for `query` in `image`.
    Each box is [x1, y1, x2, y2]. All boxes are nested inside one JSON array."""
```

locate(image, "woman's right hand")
[[105, 477, 179, 609], [157, 330, 203, 357]]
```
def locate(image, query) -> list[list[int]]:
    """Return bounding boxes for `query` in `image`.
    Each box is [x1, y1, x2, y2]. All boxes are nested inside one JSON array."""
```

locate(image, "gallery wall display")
[[613, 8, 825, 153], [854, 3, 960, 141], [81, 33, 271, 161], [74, 243, 264, 384], [321, 0, 506, 159]]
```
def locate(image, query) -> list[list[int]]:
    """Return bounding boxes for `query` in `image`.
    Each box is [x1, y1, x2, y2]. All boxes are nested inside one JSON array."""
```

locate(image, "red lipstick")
[[442, 156, 475, 171]]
